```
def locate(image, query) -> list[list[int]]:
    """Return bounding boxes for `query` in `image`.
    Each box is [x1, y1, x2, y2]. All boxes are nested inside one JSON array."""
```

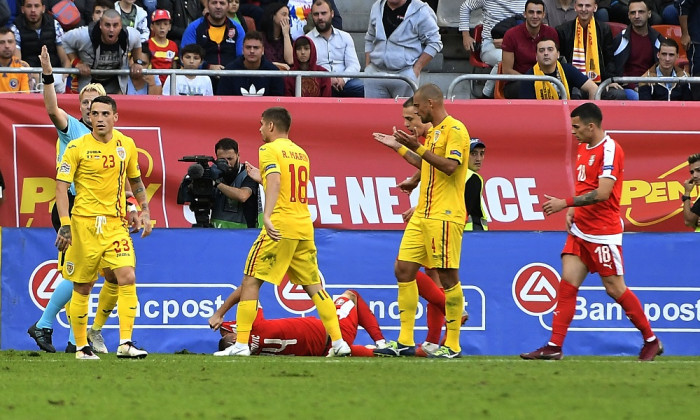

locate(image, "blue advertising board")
[[1, 228, 698, 355]]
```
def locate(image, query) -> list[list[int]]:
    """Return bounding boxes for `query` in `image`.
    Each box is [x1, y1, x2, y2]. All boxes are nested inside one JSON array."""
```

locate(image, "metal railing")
[[447, 74, 569, 100], [0, 67, 418, 97], [595, 76, 700, 100]]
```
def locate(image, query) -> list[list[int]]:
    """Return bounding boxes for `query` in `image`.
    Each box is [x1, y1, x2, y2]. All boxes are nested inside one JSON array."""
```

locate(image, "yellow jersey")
[[0, 58, 30, 93], [56, 130, 140, 219], [415, 115, 470, 224], [259, 138, 313, 240]]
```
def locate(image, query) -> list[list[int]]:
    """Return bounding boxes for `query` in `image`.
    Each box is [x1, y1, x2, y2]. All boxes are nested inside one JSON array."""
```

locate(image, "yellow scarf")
[[533, 62, 570, 99], [572, 17, 601, 82]]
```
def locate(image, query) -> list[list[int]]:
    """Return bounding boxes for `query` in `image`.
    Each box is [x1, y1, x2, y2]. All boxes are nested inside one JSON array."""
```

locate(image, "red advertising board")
[[1, 96, 698, 231]]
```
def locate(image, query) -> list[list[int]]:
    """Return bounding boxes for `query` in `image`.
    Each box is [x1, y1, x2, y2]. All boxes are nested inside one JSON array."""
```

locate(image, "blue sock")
[[36, 279, 73, 329]]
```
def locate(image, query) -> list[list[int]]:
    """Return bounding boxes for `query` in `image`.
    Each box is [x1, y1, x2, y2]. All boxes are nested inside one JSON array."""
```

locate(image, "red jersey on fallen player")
[[570, 135, 624, 243]]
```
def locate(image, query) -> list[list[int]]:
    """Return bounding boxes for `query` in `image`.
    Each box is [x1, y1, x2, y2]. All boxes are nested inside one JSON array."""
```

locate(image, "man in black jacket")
[[612, 0, 662, 100], [556, 0, 626, 99], [11, 0, 71, 92]]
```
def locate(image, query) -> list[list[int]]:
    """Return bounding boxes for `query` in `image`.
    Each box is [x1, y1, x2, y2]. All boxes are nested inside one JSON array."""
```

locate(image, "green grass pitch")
[[1, 351, 698, 419]]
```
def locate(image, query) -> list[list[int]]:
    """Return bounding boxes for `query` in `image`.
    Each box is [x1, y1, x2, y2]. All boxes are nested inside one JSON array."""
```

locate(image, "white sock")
[[331, 339, 345, 348], [375, 339, 386, 348], [119, 339, 131, 345]]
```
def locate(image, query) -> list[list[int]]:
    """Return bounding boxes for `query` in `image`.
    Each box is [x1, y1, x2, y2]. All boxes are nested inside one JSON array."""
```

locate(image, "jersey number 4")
[[288, 164, 308, 203]]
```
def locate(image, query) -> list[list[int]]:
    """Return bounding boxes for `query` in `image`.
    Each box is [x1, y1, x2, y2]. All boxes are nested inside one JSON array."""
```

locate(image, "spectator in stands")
[[679, 0, 700, 100], [638, 38, 692, 100], [228, 0, 251, 32], [460, 0, 526, 98], [11, 0, 71, 93], [148, 9, 179, 84], [0, 27, 30, 93], [217, 30, 284, 96], [308, 0, 363, 97], [115, 0, 150, 43], [92, 0, 115, 23], [657, 0, 679, 24], [260, 2, 294, 68], [501, 0, 559, 98], [682, 153, 700, 231], [364, 0, 442, 99], [613, 0, 662, 100], [0, 0, 10, 28], [44, 0, 93, 29], [156, 0, 204, 45], [163, 43, 214, 95], [285, 35, 331, 96], [519, 37, 598, 98], [63, 9, 144, 94], [598, 0, 667, 25], [181, 0, 245, 90], [556, 0, 626, 99], [125, 48, 162, 94], [543, 0, 577, 28], [288, 0, 342, 39]]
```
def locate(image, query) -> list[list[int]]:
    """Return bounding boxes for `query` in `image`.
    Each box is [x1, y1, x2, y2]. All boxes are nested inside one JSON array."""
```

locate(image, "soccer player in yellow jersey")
[[214, 106, 351, 357], [55, 96, 152, 360], [373, 84, 470, 358]]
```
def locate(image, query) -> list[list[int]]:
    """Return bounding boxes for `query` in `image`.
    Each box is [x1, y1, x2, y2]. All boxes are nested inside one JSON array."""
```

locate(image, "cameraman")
[[211, 138, 261, 229]]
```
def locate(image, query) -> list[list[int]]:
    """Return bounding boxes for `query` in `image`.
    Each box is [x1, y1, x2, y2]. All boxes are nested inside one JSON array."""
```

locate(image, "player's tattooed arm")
[[55, 225, 72, 251], [129, 176, 152, 238], [129, 176, 149, 211], [572, 190, 601, 206]]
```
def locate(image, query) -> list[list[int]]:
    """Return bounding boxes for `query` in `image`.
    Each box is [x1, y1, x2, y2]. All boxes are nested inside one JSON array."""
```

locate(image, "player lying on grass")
[[209, 288, 386, 357]]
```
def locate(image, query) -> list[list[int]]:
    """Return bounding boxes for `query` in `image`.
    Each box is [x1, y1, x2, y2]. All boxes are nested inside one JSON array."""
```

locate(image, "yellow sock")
[[70, 290, 89, 348], [117, 284, 138, 342], [397, 280, 418, 346], [312, 289, 342, 342], [93, 281, 119, 330], [235, 300, 258, 345], [443, 282, 464, 352]]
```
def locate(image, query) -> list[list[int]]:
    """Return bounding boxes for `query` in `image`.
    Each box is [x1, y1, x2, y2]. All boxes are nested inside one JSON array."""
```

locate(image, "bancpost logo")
[[28, 260, 64, 310], [27, 260, 236, 329], [322, 284, 487, 331], [537, 286, 700, 333], [512, 263, 561, 317], [274, 273, 327, 315]]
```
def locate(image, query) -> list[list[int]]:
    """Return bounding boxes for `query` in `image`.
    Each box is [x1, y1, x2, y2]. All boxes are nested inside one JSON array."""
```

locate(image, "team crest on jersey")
[[9, 78, 19, 89], [432, 130, 441, 144], [116, 146, 126, 161], [65, 262, 75, 275], [59, 162, 71, 174], [588, 155, 596, 166]]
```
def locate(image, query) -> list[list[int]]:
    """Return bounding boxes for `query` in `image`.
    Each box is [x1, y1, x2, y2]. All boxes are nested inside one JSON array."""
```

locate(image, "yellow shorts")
[[398, 216, 464, 269], [62, 215, 135, 284], [244, 233, 320, 286]]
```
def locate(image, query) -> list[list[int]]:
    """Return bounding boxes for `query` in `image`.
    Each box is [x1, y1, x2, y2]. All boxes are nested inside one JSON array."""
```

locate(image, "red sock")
[[416, 271, 445, 314], [425, 302, 445, 344], [616, 288, 654, 340], [350, 344, 375, 357], [352, 291, 384, 342], [550, 280, 579, 347]]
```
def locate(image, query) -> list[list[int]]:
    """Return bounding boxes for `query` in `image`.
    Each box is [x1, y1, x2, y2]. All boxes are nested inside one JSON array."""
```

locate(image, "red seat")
[[607, 22, 627, 38], [469, 24, 491, 69], [652, 24, 689, 69]]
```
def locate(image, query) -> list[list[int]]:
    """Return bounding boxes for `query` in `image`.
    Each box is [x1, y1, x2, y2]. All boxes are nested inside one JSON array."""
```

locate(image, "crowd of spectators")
[[0, 0, 697, 100]]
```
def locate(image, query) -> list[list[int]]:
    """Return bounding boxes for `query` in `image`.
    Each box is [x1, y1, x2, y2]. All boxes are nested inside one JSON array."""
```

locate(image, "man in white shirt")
[[307, 0, 363, 97]]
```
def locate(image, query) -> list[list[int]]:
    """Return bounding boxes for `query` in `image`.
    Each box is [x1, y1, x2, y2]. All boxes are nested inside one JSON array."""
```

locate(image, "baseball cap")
[[470, 138, 486, 151], [151, 9, 172, 22]]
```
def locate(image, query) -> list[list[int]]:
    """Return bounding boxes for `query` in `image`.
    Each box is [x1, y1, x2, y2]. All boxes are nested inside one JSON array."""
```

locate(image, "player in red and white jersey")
[[521, 103, 662, 362], [209, 289, 385, 357]]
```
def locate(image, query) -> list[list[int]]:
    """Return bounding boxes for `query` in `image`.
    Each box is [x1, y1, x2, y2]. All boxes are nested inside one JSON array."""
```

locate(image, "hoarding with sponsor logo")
[[1, 228, 697, 355], [0, 97, 698, 231]]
